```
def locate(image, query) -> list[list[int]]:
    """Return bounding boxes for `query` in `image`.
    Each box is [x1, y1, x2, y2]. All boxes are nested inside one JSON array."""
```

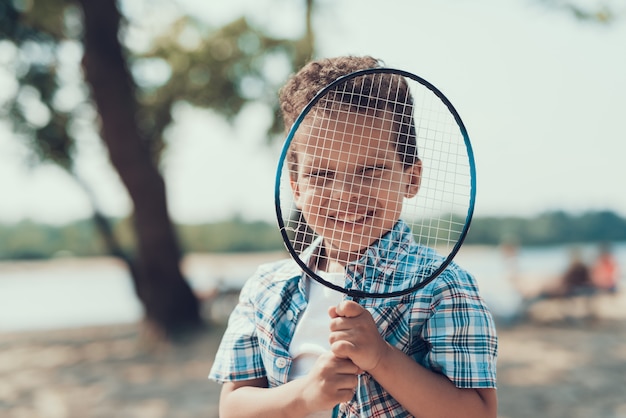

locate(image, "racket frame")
[[274, 67, 476, 299]]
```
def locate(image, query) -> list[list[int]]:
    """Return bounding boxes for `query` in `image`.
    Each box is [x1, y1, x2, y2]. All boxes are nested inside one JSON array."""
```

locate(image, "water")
[[1, 244, 624, 332], [0, 258, 142, 332]]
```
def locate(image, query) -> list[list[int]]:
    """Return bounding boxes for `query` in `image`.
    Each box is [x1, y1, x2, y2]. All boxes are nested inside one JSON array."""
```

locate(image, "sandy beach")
[[1, 296, 625, 418]]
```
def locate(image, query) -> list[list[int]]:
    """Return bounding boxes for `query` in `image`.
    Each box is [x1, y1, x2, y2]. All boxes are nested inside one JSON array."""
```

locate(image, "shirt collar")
[[345, 219, 426, 294], [270, 258, 305, 282], [277, 220, 431, 295]]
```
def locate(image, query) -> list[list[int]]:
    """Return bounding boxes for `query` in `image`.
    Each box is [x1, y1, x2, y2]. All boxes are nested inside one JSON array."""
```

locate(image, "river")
[[1, 243, 624, 332]]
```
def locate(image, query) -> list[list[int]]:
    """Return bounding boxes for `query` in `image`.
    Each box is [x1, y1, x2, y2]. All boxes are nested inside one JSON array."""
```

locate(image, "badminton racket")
[[275, 68, 475, 299]]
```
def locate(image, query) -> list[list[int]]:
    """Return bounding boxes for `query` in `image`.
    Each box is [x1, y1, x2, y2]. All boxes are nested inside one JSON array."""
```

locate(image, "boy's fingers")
[[331, 340, 358, 360], [336, 358, 362, 375], [334, 300, 363, 318]]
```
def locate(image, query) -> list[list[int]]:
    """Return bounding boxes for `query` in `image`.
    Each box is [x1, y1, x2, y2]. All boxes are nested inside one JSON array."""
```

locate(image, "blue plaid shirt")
[[209, 220, 497, 417]]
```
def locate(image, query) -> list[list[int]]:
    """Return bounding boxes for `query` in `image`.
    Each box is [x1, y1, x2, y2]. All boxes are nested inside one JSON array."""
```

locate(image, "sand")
[[1, 298, 625, 418]]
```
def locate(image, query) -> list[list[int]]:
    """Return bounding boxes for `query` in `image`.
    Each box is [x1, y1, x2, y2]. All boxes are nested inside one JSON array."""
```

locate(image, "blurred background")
[[0, 0, 625, 417]]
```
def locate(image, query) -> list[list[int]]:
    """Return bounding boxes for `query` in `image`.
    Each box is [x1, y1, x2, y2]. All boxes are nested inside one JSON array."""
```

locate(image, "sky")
[[0, 0, 625, 225]]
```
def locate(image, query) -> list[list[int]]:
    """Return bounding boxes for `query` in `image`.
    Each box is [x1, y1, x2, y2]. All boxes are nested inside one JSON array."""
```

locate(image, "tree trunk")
[[77, 0, 201, 335]]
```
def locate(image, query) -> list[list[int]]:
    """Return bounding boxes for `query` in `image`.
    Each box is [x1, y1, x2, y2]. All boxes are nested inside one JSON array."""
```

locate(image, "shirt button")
[[285, 310, 294, 321], [275, 357, 288, 369]]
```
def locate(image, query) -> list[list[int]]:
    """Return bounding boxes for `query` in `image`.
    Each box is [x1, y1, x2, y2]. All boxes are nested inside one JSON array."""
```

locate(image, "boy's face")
[[290, 111, 421, 263]]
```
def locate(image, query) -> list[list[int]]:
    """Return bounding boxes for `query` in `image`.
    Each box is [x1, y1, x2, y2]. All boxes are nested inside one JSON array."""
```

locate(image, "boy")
[[210, 56, 498, 417]]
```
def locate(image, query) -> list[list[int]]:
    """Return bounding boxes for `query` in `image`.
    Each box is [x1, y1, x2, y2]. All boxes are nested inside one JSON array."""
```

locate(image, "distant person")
[[535, 248, 593, 299], [559, 249, 594, 296], [591, 244, 619, 293], [500, 239, 519, 283]]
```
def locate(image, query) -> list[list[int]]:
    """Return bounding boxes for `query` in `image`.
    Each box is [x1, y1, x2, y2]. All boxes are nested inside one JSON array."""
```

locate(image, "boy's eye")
[[360, 165, 386, 177], [306, 169, 334, 185], [310, 170, 332, 178]]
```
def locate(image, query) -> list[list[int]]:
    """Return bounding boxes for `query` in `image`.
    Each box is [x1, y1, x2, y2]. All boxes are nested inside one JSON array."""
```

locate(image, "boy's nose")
[[329, 173, 363, 201]]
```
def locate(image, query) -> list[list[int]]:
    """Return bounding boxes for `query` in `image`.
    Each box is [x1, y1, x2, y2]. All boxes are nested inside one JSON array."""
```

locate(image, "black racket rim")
[[274, 67, 477, 299]]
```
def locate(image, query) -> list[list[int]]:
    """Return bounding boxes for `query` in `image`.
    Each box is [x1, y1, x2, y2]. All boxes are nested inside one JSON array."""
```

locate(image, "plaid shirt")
[[209, 220, 498, 417]]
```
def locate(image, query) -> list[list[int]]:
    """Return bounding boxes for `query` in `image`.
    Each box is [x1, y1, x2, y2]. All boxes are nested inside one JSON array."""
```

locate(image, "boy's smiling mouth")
[[329, 209, 375, 225]]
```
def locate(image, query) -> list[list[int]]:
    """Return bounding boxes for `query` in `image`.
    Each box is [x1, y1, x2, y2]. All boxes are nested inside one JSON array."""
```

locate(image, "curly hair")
[[279, 56, 383, 130], [279, 56, 419, 175]]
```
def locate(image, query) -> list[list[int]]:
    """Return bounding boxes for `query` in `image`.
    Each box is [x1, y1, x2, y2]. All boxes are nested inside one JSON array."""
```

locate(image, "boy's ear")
[[404, 160, 422, 198]]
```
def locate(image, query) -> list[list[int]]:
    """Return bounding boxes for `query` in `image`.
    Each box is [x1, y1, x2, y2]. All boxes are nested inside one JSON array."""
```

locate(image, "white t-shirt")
[[288, 271, 345, 418]]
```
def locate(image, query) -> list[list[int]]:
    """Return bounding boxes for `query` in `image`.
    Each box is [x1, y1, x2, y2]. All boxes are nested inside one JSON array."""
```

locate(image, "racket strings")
[[278, 70, 473, 294]]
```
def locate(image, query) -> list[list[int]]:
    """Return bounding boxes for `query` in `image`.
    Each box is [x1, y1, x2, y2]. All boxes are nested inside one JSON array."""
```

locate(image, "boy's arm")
[[220, 377, 307, 418], [367, 343, 497, 418], [329, 301, 497, 418], [219, 352, 362, 418]]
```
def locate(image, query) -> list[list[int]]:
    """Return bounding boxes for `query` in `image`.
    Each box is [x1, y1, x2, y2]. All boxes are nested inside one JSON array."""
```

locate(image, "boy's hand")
[[299, 351, 361, 412], [328, 301, 390, 372]]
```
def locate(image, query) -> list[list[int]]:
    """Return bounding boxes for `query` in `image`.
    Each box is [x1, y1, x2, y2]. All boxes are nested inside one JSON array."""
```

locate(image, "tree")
[[0, 0, 313, 337], [535, 0, 622, 23], [78, 0, 201, 335]]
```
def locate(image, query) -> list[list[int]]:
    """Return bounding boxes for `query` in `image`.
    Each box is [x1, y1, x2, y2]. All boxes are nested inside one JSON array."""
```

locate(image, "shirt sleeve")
[[208, 276, 267, 383], [421, 271, 498, 388]]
